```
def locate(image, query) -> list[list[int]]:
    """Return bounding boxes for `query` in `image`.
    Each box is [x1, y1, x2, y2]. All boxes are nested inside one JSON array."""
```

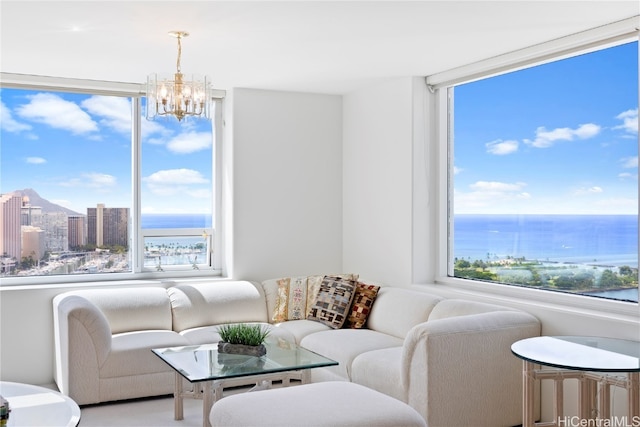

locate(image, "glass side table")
[[512, 336, 640, 427]]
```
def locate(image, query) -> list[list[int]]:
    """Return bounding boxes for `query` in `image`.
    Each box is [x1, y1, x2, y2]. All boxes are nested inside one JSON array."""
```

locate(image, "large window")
[[446, 38, 639, 303], [0, 79, 223, 283]]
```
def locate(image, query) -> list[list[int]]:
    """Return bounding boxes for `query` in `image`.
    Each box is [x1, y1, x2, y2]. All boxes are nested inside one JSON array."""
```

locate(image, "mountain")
[[8, 188, 83, 216]]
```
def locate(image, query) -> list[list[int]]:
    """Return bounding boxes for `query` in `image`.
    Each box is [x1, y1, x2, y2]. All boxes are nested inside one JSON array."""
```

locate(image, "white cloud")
[[16, 93, 98, 134], [144, 168, 209, 196], [59, 172, 116, 188], [142, 119, 171, 141], [524, 123, 601, 148], [469, 181, 527, 192], [486, 139, 518, 155], [614, 108, 638, 134], [166, 131, 212, 154], [81, 96, 131, 134], [453, 166, 462, 175], [26, 157, 46, 164], [456, 181, 530, 210], [1, 101, 32, 133], [620, 156, 638, 169], [574, 186, 604, 195]]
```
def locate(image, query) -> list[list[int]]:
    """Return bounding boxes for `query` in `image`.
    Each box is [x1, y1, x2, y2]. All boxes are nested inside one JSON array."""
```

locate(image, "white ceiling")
[[1, 1, 638, 95]]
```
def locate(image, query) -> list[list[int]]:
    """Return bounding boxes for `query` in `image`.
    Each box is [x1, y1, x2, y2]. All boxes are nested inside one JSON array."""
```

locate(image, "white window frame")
[[428, 16, 640, 318], [0, 73, 226, 286]]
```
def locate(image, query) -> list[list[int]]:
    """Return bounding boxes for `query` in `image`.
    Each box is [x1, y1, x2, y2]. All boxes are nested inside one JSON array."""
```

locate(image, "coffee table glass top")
[[511, 336, 640, 372], [152, 340, 338, 382]]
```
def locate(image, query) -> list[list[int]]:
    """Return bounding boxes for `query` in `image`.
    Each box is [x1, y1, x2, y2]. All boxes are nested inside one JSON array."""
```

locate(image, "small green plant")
[[218, 323, 270, 346]]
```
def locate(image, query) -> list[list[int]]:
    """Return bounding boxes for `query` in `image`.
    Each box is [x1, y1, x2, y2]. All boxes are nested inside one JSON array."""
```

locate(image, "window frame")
[[0, 73, 226, 286], [429, 17, 640, 318]]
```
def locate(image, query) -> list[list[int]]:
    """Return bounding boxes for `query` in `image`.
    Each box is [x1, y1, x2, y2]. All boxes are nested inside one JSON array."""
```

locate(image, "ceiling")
[[1, 1, 638, 95]]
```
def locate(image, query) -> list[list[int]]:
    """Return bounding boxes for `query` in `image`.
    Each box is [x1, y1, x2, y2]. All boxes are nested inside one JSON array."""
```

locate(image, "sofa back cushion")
[[168, 281, 268, 332], [366, 288, 442, 339], [66, 287, 173, 334], [427, 299, 514, 321]]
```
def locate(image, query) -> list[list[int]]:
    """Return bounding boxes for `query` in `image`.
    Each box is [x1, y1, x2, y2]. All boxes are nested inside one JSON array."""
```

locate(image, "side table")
[[511, 336, 640, 427], [0, 382, 81, 427]]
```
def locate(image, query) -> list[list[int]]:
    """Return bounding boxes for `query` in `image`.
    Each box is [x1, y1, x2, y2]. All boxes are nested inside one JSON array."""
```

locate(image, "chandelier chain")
[[176, 34, 182, 74]]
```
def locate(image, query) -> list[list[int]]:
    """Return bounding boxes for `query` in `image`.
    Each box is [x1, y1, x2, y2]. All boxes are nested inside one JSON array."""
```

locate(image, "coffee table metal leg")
[[175, 372, 184, 421], [202, 381, 214, 427]]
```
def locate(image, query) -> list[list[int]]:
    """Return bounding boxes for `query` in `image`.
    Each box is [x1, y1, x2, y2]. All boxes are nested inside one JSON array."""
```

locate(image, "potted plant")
[[217, 323, 270, 357]]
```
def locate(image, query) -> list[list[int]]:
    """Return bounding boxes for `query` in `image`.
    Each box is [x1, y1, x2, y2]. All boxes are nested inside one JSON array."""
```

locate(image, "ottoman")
[[209, 381, 427, 427]]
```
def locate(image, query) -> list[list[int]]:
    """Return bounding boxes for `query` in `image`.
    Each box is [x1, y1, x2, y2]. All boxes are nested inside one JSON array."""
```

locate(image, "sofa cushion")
[[271, 319, 332, 344], [307, 276, 358, 329], [427, 298, 514, 321], [300, 329, 403, 380], [179, 322, 297, 345], [101, 330, 190, 378], [351, 347, 405, 402], [344, 282, 380, 329], [66, 287, 173, 334], [168, 281, 268, 332], [210, 381, 427, 427], [366, 288, 442, 339]]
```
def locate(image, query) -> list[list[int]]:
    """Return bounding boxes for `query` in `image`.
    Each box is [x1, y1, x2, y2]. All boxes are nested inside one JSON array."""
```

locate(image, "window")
[[445, 39, 639, 303], [0, 77, 223, 283]]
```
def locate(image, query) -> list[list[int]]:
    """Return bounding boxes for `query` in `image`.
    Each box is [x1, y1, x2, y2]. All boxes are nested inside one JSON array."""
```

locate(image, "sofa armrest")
[[401, 310, 540, 427], [53, 294, 112, 403]]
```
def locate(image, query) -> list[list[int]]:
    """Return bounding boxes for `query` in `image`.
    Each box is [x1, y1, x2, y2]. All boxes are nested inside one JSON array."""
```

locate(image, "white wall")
[[342, 77, 415, 285], [230, 88, 344, 281]]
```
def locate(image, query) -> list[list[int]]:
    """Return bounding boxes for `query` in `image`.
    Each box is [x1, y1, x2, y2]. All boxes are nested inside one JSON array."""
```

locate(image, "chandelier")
[[146, 31, 212, 121]]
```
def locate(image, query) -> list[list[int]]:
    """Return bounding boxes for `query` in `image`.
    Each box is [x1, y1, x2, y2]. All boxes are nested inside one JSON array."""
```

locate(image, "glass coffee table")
[[152, 339, 338, 427]]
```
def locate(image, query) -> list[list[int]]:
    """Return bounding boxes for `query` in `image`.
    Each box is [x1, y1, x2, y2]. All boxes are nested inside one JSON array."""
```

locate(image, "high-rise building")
[[20, 196, 42, 226], [68, 215, 87, 249], [87, 204, 129, 248], [21, 225, 45, 261], [0, 194, 22, 259]]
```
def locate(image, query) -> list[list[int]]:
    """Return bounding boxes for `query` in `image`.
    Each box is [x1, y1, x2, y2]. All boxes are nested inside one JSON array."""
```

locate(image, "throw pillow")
[[307, 276, 358, 329], [271, 276, 308, 322], [343, 282, 380, 329], [306, 273, 360, 317]]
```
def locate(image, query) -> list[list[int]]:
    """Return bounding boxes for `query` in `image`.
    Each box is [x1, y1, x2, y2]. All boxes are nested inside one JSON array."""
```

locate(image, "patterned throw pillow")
[[343, 282, 380, 329], [271, 276, 308, 322], [306, 273, 359, 317], [307, 276, 358, 329]]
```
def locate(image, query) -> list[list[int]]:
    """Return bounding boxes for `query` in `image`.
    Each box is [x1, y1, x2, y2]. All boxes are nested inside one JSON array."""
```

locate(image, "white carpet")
[[79, 384, 280, 427], [80, 395, 205, 427]]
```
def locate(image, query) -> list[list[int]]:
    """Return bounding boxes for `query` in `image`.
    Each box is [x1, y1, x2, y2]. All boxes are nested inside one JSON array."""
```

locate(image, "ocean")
[[454, 214, 638, 268], [142, 213, 212, 229]]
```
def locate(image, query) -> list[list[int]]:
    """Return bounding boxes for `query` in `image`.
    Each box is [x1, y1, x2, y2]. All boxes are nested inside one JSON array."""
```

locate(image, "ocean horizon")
[[142, 213, 212, 229], [454, 214, 638, 268]]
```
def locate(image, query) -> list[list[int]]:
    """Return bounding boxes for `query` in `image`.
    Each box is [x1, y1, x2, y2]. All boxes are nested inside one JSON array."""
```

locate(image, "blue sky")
[[1, 89, 213, 215], [453, 41, 638, 215]]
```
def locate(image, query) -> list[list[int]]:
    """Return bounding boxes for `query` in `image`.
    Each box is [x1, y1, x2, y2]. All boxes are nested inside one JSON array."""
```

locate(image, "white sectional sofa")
[[53, 278, 541, 426]]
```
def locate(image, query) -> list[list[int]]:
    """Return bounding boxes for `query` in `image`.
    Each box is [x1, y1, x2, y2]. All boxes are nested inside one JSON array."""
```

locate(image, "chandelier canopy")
[[146, 31, 212, 122]]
